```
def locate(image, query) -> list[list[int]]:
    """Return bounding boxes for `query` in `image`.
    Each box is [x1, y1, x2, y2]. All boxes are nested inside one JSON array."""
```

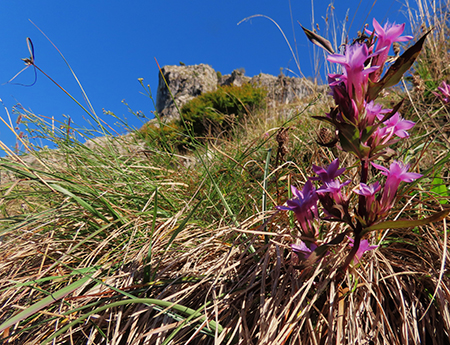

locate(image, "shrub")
[[142, 83, 267, 150], [180, 82, 266, 137]]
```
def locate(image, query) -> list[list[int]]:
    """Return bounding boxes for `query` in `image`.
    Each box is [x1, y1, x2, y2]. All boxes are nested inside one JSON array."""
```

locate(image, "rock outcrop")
[[156, 64, 218, 121], [155, 63, 320, 121]]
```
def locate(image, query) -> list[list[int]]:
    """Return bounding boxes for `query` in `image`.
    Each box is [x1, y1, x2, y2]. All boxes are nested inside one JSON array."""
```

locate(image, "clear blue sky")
[[0, 1, 415, 151]]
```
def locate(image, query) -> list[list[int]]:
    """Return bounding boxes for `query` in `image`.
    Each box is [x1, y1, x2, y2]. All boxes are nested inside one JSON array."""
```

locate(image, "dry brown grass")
[[1, 200, 449, 344]]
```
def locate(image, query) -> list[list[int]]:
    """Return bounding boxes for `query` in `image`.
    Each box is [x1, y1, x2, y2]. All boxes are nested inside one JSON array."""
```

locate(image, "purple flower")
[[354, 181, 381, 197], [317, 179, 351, 205], [291, 241, 317, 260], [432, 81, 450, 103], [277, 181, 319, 236], [312, 158, 346, 184], [348, 237, 379, 263], [365, 100, 391, 126], [370, 112, 415, 147], [381, 112, 415, 138], [366, 19, 413, 81], [354, 182, 381, 220], [372, 160, 422, 209], [328, 43, 379, 108]]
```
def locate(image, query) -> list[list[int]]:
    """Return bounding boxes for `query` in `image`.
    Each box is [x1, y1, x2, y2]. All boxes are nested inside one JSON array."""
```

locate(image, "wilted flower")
[[432, 81, 450, 103], [372, 160, 422, 210], [348, 237, 379, 263], [277, 181, 319, 237]]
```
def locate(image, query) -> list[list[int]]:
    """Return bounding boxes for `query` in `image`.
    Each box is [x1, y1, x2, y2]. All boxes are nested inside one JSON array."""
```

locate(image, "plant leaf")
[[368, 31, 430, 101], [300, 23, 335, 54], [0, 275, 92, 334], [312, 115, 335, 126], [431, 177, 449, 204], [50, 183, 109, 222], [363, 208, 450, 233], [338, 122, 370, 158]]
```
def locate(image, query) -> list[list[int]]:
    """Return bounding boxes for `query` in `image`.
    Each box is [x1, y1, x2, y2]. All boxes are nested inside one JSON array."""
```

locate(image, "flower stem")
[[358, 158, 369, 220]]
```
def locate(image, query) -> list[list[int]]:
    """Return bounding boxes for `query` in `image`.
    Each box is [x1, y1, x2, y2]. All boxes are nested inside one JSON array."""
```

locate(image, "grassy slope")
[[1, 2, 450, 344]]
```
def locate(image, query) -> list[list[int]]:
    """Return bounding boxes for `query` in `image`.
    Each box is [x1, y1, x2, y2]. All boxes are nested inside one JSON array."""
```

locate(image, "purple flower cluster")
[[279, 18, 425, 267]]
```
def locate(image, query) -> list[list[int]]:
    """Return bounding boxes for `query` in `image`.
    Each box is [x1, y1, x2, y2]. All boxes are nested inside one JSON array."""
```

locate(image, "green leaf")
[[41, 298, 223, 345], [368, 31, 430, 101], [338, 122, 370, 158], [0, 275, 93, 334], [360, 125, 375, 143], [50, 183, 108, 222], [431, 177, 449, 204], [363, 208, 450, 233], [311, 115, 335, 126]]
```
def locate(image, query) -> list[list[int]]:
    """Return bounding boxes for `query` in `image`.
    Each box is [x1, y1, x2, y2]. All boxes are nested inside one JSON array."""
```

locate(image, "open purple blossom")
[[365, 100, 391, 126], [311, 158, 346, 184], [432, 81, 450, 103], [370, 112, 415, 147], [348, 237, 379, 263], [379, 112, 415, 138], [366, 18, 413, 81], [372, 160, 422, 210], [291, 241, 317, 261], [327, 43, 379, 108], [277, 181, 319, 237], [354, 181, 381, 197], [317, 179, 351, 205]]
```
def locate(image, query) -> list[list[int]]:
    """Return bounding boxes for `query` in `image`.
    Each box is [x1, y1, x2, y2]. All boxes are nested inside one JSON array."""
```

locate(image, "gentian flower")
[[354, 181, 381, 198], [380, 112, 415, 139], [348, 237, 379, 263], [365, 100, 390, 126], [328, 74, 359, 122], [370, 112, 415, 148], [372, 160, 422, 210], [317, 179, 351, 205], [277, 181, 319, 237], [311, 158, 346, 184], [291, 241, 317, 260], [354, 182, 381, 222], [328, 43, 379, 109], [432, 81, 450, 103], [366, 18, 413, 81]]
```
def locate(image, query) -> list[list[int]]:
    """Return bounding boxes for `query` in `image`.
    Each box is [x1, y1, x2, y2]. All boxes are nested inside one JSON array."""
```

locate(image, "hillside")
[[1, 8, 450, 345]]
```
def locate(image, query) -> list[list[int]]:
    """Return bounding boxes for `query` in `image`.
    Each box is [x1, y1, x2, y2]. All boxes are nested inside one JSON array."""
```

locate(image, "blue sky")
[[0, 1, 415, 151]]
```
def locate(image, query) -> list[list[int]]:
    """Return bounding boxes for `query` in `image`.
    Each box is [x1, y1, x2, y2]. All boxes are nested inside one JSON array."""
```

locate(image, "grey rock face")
[[219, 69, 251, 87], [155, 64, 218, 121], [250, 73, 317, 105], [155, 64, 322, 122]]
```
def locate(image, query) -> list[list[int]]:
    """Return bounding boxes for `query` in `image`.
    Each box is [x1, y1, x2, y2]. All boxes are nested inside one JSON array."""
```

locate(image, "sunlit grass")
[[0, 0, 450, 344]]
